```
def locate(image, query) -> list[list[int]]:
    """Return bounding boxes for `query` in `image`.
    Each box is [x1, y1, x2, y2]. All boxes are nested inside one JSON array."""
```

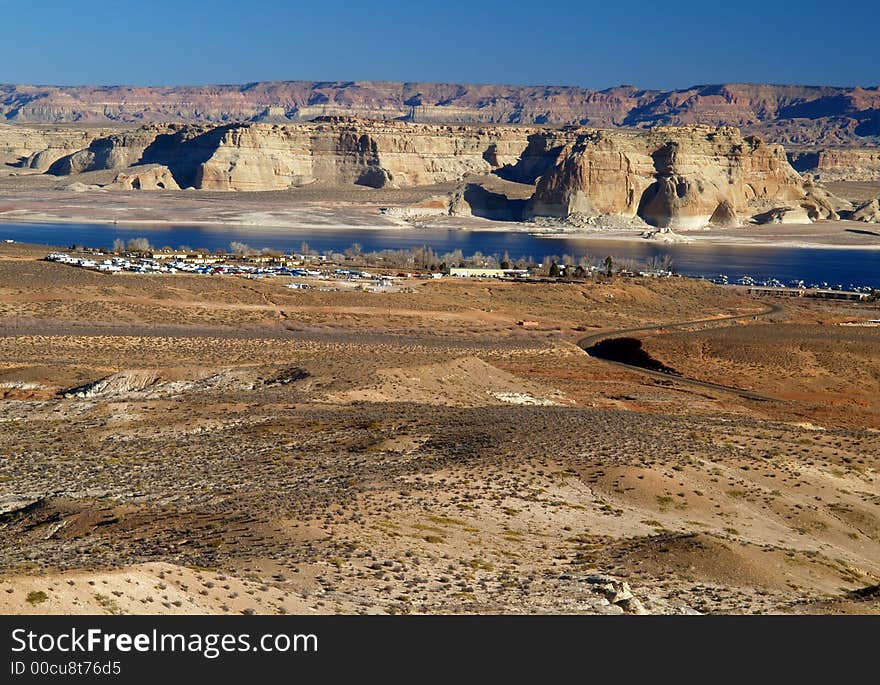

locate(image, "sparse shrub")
[[26, 590, 48, 605]]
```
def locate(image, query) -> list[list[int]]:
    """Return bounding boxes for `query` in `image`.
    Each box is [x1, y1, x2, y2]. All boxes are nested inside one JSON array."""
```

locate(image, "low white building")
[[449, 267, 528, 278]]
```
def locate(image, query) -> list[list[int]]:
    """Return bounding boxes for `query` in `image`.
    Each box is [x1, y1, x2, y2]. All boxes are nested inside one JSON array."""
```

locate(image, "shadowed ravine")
[[577, 304, 783, 402], [584, 337, 680, 375]]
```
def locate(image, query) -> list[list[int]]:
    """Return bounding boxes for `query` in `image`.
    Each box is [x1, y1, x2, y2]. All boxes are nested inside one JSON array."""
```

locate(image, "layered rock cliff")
[[198, 120, 532, 190], [0, 123, 114, 171], [2, 81, 880, 147], [47, 119, 536, 191], [525, 126, 833, 229], [789, 147, 880, 181], [22, 118, 842, 227]]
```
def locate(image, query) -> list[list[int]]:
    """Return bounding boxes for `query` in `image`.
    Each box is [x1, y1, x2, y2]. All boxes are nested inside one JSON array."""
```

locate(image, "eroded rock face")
[[46, 125, 216, 180], [752, 206, 812, 225], [849, 199, 880, 223], [395, 183, 528, 221], [525, 126, 823, 228], [799, 182, 848, 221], [46, 119, 535, 191], [708, 200, 738, 227], [0, 123, 111, 171], [524, 130, 647, 219], [198, 120, 536, 191], [27, 119, 847, 227], [108, 165, 180, 191]]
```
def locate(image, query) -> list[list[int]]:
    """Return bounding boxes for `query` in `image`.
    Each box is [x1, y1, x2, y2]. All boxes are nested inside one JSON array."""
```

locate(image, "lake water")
[[2, 221, 879, 288]]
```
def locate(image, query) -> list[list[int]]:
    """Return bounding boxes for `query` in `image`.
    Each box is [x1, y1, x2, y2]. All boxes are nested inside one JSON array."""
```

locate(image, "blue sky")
[[1, 0, 876, 89]]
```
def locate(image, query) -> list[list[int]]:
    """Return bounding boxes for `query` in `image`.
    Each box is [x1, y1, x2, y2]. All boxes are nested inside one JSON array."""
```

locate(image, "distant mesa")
[[2, 80, 880, 147], [789, 147, 880, 182]]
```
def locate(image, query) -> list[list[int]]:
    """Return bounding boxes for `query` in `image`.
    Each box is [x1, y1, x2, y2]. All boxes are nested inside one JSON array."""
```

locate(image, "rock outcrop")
[[108, 165, 180, 191], [393, 183, 528, 221], [3, 81, 880, 146], [708, 200, 738, 227], [751, 206, 812, 225], [62, 371, 162, 398], [47, 127, 181, 175], [799, 182, 849, 221], [525, 126, 835, 228], [0, 123, 112, 171], [849, 199, 880, 223]]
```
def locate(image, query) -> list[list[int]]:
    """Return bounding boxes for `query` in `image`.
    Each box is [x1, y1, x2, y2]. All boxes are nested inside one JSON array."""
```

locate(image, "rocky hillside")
[[2, 81, 879, 147]]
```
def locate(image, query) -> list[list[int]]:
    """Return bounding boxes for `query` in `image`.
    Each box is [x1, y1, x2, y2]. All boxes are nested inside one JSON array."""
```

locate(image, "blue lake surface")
[[2, 221, 879, 288]]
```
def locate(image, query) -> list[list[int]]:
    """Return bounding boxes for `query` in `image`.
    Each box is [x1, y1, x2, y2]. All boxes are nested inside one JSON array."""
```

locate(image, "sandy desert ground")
[[0, 241, 878, 615]]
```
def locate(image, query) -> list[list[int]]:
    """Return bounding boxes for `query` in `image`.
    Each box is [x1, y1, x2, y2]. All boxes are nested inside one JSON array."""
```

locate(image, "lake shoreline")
[[2, 213, 880, 253], [541, 230, 880, 251], [1, 216, 878, 288]]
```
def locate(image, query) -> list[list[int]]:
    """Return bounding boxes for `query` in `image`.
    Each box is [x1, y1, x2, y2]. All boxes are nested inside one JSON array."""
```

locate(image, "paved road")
[[576, 303, 783, 402]]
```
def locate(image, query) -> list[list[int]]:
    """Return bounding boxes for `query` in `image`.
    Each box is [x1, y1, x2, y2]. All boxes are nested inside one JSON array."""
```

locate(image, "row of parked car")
[[45, 252, 383, 281]]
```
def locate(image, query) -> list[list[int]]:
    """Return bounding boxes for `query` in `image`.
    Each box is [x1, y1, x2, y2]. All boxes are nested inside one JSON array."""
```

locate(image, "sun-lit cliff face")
[[0, 123, 113, 171], [5, 117, 847, 227], [194, 120, 531, 191], [526, 126, 833, 228], [44, 119, 537, 191]]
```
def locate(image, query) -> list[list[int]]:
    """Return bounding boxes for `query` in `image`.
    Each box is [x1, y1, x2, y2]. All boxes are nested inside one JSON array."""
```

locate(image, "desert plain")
[[0, 240, 878, 615]]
